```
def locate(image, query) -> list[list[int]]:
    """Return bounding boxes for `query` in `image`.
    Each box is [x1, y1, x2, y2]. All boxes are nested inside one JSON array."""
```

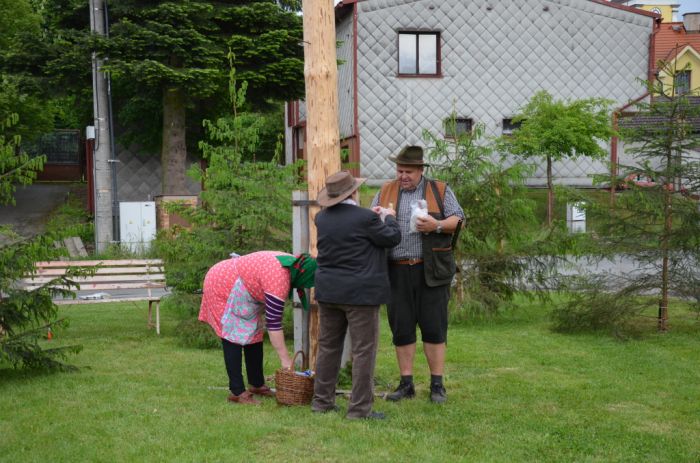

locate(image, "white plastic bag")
[[409, 199, 428, 233]]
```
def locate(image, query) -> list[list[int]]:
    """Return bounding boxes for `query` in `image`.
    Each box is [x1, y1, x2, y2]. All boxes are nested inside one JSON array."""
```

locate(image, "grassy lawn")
[[1, 300, 699, 462]]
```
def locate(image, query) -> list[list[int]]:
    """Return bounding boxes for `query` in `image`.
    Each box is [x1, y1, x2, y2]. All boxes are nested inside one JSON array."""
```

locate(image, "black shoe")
[[430, 383, 447, 404], [312, 404, 340, 414], [347, 411, 386, 420], [386, 381, 415, 401]]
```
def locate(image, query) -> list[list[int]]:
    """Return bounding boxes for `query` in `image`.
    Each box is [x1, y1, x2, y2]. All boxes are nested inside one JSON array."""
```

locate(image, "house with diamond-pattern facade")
[[286, 0, 657, 187]]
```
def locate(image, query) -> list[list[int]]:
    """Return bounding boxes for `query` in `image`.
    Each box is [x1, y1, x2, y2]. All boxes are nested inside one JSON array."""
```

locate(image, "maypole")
[[301, 0, 342, 367]]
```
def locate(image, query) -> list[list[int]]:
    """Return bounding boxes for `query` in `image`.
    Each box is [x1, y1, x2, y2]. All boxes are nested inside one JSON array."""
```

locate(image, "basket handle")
[[288, 350, 306, 371]]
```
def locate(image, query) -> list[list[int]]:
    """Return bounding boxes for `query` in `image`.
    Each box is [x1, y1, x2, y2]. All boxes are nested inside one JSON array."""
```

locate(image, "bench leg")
[[147, 301, 153, 328], [156, 301, 160, 335]]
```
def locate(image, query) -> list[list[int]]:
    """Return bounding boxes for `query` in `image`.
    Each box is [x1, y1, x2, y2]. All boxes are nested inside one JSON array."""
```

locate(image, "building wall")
[[337, 14, 356, 139], [353, 0, 654, 186], [624, 2, 678, 22]]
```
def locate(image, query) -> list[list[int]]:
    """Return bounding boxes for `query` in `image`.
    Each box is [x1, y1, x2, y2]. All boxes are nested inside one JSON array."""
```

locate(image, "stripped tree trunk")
[[302, 0, 342, 368]]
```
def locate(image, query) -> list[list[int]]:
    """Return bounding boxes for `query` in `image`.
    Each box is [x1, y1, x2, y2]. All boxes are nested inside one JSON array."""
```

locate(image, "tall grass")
[[1, 299, 698, 462]]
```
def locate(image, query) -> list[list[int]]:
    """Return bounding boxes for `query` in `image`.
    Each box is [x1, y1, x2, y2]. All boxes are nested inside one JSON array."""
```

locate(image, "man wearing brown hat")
[[312, 170, 401, 420], [370, 145, 464, 404]]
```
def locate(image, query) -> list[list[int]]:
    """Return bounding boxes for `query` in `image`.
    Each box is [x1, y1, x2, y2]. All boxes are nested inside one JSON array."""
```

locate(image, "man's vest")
[[379, 178, 447, 219], [379, 178, 458, 287]]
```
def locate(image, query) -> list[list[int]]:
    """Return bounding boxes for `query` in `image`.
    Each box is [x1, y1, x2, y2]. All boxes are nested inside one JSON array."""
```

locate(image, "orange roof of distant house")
[[654, 22, 700, 65]]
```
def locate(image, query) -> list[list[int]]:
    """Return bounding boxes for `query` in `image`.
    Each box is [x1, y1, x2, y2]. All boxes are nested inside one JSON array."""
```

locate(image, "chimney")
[[683, 12, 700, 33]]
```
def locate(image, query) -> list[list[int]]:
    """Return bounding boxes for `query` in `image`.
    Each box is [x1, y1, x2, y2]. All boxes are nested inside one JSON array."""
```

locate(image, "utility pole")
[[90, 0, 115, 253], [302, 0, 342, 368]]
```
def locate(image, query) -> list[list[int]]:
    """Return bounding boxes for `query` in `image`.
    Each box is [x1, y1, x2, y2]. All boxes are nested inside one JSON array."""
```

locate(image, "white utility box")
[[566, 202, 586, 233], [119, 201, 156, 253]]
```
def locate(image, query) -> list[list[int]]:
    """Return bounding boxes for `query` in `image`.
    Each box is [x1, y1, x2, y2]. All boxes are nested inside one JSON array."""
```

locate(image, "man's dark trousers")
[[313, 302, 379, 418]]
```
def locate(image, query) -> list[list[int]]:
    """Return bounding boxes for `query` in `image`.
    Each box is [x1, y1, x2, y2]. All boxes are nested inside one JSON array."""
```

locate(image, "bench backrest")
[[22, 259, 166, 292]]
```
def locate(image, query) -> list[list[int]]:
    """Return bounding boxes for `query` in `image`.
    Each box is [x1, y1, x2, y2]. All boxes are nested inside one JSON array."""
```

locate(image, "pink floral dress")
[[198, 251, 291, 345]]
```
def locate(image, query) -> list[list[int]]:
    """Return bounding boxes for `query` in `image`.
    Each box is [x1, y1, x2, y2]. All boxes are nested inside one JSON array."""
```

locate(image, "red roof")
[[654, 22, 700, 65], [590, 0, 659, 18]]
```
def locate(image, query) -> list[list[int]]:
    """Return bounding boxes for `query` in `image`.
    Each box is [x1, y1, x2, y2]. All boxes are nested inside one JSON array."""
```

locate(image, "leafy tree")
[[0, 114, 81, 370], [424, 120, 577, 319], [502, 91, 615, 225], [551, 61, 700, 334]]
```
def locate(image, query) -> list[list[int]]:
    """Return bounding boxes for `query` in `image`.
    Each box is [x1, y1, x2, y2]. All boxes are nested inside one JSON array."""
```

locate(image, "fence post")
[[292, 191, 310, 368]]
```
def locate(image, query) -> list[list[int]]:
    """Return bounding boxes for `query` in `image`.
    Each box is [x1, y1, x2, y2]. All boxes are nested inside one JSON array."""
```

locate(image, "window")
[[444, 117, 472, 138], [398, 32, 440, 76], [502, 118, 522, 136], [675, 70, 691, 95]]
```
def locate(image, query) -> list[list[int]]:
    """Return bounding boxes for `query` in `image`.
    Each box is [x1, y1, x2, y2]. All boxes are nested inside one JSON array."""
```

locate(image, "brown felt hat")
[[389, 145, 430, 166], [316, 170, 366, 207]]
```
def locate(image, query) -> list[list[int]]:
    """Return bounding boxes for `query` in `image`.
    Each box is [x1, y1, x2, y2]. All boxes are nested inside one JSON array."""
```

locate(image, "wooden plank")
[[71, 237, 89, 257], [33, 266, 164, 276], [35, 259, 163, 267], [63, 237, 79, 257], [23, 273, 166, 285], [54, 297, 161, 305], [24, 282, 166, 291]]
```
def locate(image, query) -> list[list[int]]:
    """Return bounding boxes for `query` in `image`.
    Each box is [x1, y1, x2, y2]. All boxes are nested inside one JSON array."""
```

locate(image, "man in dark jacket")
[[311, 170, 401, 420]]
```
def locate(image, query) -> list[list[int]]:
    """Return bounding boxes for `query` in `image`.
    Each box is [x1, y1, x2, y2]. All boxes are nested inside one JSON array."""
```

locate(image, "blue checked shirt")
[[371, 177, 464, 261]]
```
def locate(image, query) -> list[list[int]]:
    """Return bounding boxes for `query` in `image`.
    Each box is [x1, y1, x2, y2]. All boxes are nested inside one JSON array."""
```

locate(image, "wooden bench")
[[22, 259, 167, 334]]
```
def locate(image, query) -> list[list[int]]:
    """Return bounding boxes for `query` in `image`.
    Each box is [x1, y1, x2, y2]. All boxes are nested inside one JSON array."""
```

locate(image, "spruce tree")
[[0, 114, 82, 370], [42, 0, 304, 194], [424, 121, 577, 318], [552, 61, 700, 334]]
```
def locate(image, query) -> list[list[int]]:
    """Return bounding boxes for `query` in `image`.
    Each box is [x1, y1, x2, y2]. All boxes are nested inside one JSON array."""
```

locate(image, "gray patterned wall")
[[115, 145, 201, 202], [344, 0, 654, 186]]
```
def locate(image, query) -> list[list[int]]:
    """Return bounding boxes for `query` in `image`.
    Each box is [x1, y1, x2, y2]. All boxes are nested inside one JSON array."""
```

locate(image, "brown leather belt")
[[390, 258, 423, 265]]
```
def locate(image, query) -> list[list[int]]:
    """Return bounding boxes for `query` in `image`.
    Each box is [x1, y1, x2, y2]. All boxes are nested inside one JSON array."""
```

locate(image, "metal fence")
[[23, 129, 81, 165]]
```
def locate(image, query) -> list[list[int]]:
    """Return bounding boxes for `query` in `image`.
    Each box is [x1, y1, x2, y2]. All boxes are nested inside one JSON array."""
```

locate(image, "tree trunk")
[[161, 86, 187, 195], [659, 188, 671, 332], [302, 0, 342, 368], [546, 154, 554, 225]]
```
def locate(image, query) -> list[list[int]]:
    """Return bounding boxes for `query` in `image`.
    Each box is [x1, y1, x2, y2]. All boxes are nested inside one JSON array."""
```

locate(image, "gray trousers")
[[311, 302, 380, 418]]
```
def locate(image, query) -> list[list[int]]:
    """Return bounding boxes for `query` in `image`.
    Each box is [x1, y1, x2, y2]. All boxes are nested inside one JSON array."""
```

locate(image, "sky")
[[678, 0, 700, 17]]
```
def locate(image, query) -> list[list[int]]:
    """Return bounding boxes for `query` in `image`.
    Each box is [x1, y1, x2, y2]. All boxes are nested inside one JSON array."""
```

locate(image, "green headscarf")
[[276, 253, 317, 310]]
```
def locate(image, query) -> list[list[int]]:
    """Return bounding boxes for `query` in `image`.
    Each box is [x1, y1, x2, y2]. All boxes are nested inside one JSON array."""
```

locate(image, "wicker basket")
[[275, 351, 314, 406]]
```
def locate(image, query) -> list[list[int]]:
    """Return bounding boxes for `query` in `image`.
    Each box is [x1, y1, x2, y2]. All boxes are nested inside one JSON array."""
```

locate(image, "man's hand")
[[416, 215, 439, 233], [372, 206, 396, 220]]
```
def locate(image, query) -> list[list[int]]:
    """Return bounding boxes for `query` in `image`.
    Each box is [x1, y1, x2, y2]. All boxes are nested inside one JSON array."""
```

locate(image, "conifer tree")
[[552, 61, 700, 334], [424, 120, 577, 318], [0, 114, 82, 370], [43, 0, 304, 195]]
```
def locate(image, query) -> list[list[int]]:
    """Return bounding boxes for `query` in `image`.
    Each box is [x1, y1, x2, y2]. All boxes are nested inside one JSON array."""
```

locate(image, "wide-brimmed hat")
[[316, 170, 366, 207], [389, 145, 430, 166]]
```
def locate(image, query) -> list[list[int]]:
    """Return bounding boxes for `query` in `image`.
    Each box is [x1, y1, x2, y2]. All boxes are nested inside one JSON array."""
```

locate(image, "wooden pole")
[[302, 0, 342, 369]]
